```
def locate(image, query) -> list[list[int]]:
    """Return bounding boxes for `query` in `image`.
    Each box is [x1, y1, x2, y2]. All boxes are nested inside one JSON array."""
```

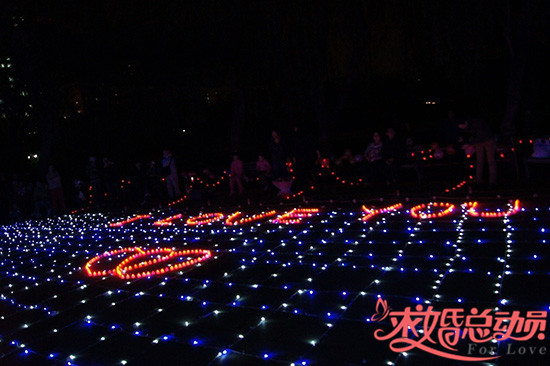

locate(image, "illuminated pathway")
[[0, 199, 548, 365]]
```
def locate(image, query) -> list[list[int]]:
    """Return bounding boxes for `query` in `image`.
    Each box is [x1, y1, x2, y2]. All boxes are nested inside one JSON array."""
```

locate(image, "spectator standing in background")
[[459, 114, 496, 185], [364, 131, 384, 184], [162, 149, 181, 199], [229, 153, 244, 196], [33, 180, 50, 218], [439, 110, 462, 156], [256, 155, 271, 191], [381, 127, 402, 187], [269, 130, 287, 180]]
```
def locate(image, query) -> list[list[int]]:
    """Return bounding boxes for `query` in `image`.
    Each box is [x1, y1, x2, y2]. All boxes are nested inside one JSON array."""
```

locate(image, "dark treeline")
[[1, 0, 549, 177]]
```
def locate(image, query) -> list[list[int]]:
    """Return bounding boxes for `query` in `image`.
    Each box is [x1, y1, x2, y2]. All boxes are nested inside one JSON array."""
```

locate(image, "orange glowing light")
[[361, 203, 403, 221], [225, 210, 277, 226], [464, 200, 520, 218], [109, 215, 151, 227], [153, 214, 183, 226], [115, 248, 212, 279], [186, 213, 224, 226], [83, 247, 145, 277], [410, 202, 455, 220], [272, 208, 320, 224]]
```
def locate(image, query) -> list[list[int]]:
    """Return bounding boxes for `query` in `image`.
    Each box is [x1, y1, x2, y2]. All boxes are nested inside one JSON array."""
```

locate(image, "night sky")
[[1, 0, 550, 174]]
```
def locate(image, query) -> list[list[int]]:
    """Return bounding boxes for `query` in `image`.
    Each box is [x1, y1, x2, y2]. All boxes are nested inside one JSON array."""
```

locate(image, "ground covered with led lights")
[[1, 198, 549, 365]]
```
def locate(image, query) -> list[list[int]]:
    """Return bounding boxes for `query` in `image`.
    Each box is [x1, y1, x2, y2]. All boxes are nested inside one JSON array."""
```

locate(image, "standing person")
[[439, 110, 462, 156], [229, 153, 244, 196], [46, 165, 66, 213], [364, 131, 384, 184], [459, 114, 496, 185], [33, 180, 50, 218], [365, 132, 384, 163], [162, 149, 181, 199], [381, 127, 402, 187], [268, 130, 287, 180], [255, 155, 271, 191]]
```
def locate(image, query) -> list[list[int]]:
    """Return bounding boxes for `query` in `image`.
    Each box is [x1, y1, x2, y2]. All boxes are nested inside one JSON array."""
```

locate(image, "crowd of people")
[[0, 166, 66, 222], [224, 109, 502, 199], [332, 110, 501, 188], [0, 108, 514, 224]]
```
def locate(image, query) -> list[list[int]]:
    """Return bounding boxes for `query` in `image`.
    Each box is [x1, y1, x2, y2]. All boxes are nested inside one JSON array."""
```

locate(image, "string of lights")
[[0, 199, 548, 365]]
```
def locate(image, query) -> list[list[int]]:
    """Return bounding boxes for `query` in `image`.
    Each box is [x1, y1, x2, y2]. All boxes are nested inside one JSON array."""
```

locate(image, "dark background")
[[1, 0, 549, 178]]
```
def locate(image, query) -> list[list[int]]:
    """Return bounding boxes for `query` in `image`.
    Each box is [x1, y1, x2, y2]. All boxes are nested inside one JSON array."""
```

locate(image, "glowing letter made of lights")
[[109, 215, 151, 227], [272, 208, 320, 224], [186, 213, 225, 226], [464, 199, 520, 218], [410, 202, 455, 220], [153, 213, 183, 226], [361, 203, 403, 222], [225, 210, 277, 226]]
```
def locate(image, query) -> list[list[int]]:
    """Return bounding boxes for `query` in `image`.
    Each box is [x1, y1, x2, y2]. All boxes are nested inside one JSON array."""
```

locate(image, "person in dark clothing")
[[364, 131, 384, 185], [459, 115, 496, 184], [229, 153, 245, 196], [381, 127, 402, 186], [33, 180, 50, 218], [46, 165, 66, 213], [439, 110, 462, 156], [199, 167, 216, 203], [256, 155, 271, 191], [162, 149, 181, 199], [268, 130, 288, 180]]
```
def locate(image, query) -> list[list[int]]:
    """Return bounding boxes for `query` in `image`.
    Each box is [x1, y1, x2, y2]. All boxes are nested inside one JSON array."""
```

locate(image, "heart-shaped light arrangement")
[[84, 247, 211, 279]]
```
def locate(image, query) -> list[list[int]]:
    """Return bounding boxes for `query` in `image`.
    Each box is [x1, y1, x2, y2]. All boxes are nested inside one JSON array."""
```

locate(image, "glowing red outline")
[[224, 210, 277, 226], [464, 199, 520, 218], [115, 248, 212, 279], [410, 202, 455, 219], [361, 203, 403, 222], [186, 213, 224, 226], [84, 247, 145, 277], [83, 247, 211, 279], [153, 214, 183, 226], [272, 208, 319, 224], [109, 215, 151, 227]]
